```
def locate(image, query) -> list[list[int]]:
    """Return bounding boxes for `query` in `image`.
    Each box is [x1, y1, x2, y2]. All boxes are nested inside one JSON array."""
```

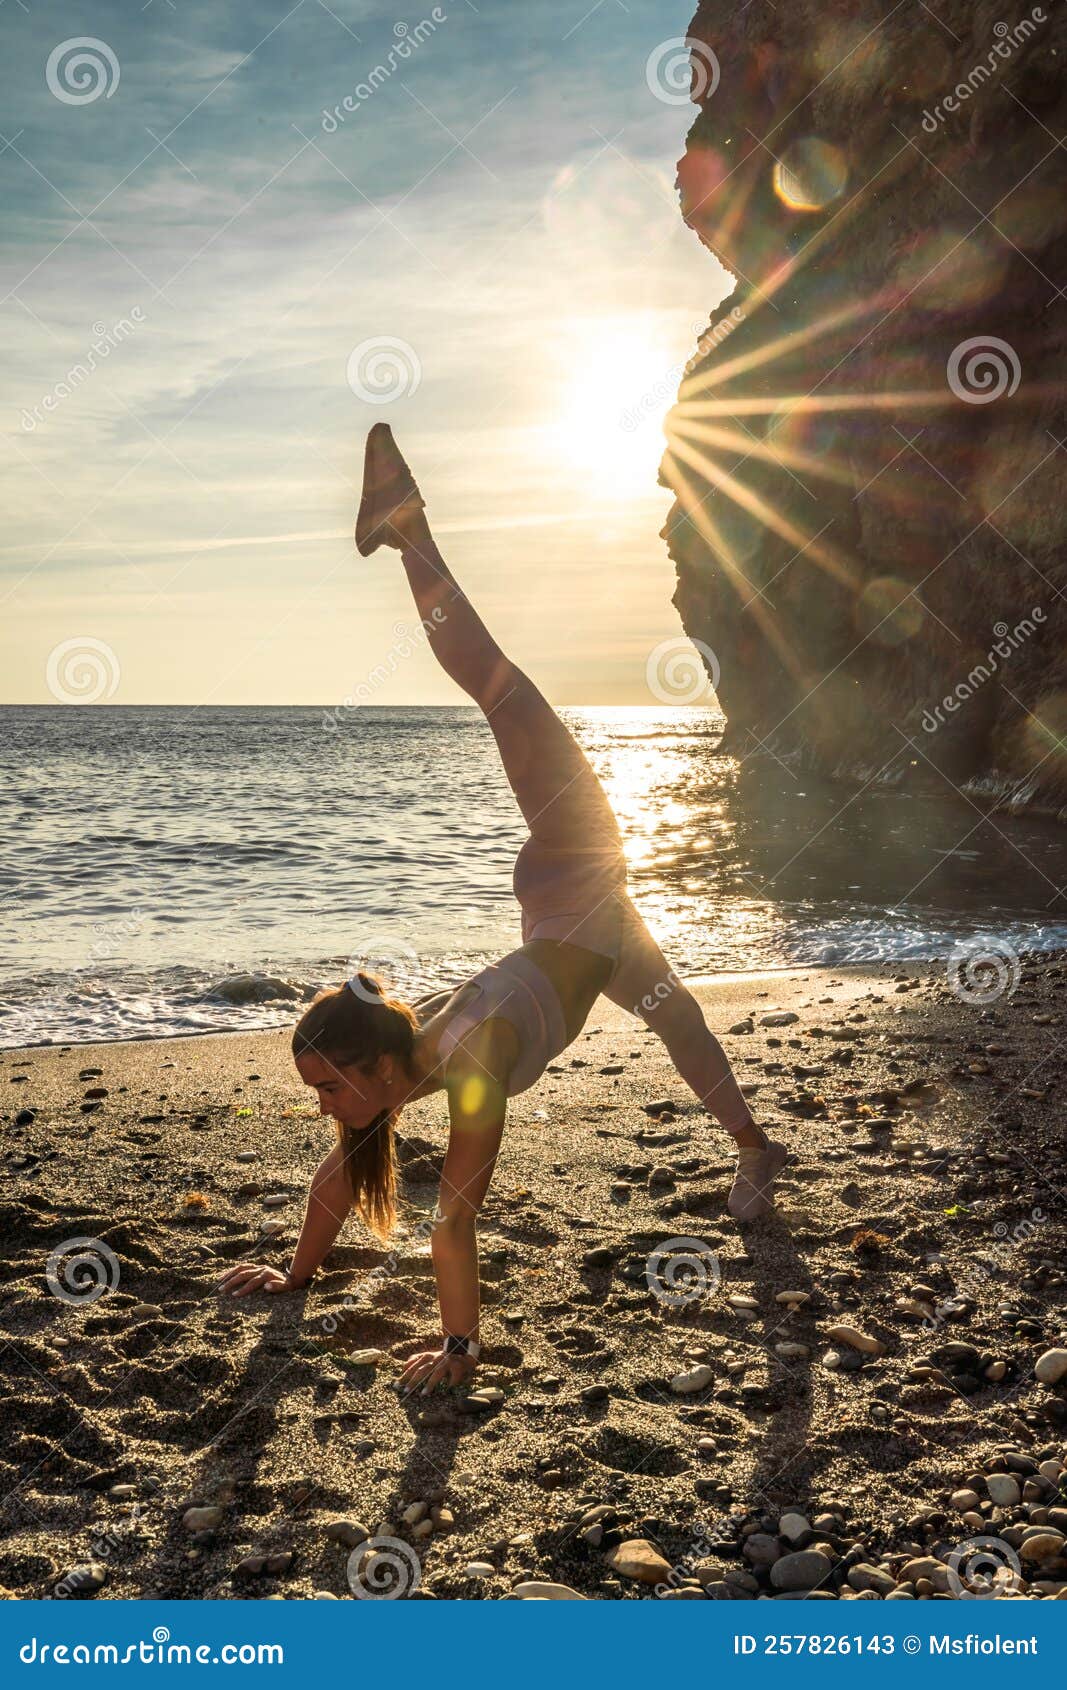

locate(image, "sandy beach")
[[2, 960, 1065, 1601]]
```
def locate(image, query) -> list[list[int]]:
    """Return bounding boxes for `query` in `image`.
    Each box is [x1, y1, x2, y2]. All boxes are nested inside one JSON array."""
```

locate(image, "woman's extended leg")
[[603, 896, 788, 1220], [369, 448, 621, 852]]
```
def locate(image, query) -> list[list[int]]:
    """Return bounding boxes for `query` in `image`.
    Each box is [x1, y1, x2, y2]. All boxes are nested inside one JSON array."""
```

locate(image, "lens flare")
[[773, 138, 848, 212]]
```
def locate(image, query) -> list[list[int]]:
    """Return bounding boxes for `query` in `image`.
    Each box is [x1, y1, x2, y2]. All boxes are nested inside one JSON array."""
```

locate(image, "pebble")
[[671, 1365, 713, 1394], [743, 1534, 780, 1567], [1035, 1349, 1067, 1386], [848, 1563, 896, 1596], [770, 1550, 833, 1592], [324, 1519, 370, 1548], [349, 1349, 386, 1366], [61, 1562, 107, 1594], [761, 1012, 800, 1027], [462, 1387, 506, 1410], [986, 1474, 1021, 1508], [183, 1507, 224, 1532], [824, 1323, 886, 1356], [605, 1539, 672, 1583], [513, 1581, 588, 1600], [778, 1513, 811, 1543], [465, 1562, 496, 1579]]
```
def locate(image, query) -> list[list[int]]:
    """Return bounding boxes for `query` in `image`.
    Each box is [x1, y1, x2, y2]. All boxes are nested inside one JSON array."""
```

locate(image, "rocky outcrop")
[[661, 0, 1067, 813]]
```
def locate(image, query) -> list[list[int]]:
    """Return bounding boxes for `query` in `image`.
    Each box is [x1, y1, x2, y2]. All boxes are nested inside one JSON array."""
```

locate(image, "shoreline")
[[2, 963, 889, 1056], [0, 955, 1031, 1058], [2, 957, 1065, 1600]]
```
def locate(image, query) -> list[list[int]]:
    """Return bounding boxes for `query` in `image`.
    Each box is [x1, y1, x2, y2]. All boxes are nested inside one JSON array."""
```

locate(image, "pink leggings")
[[401, 534, 756, 1137]]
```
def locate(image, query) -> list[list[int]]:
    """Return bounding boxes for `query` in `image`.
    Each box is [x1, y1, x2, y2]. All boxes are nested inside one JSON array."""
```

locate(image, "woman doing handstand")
[[219, 424, 788, 1393]]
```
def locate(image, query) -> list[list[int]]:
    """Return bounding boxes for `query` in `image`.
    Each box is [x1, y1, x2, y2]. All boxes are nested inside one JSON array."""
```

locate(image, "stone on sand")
[[324, 1519, 370, 1548], [823, 1323, 886, 1356], [183, 1507, 224, 1532], [512, 1581, 587, 1600], [1034, 1349, 1067, 1386], [605, 1539, 671, 1583], [770, 1550, 833, 1592], [671, 1364, 713, 1394], [61, 1562, 107, 1594]]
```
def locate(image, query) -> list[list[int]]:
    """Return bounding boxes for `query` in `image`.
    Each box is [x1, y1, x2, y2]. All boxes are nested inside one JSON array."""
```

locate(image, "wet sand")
[[2, 960, 1065, 1600]]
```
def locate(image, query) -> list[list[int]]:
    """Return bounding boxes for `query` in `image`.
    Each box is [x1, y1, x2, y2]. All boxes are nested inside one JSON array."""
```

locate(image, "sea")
[[3, 704, 1067, 1048]]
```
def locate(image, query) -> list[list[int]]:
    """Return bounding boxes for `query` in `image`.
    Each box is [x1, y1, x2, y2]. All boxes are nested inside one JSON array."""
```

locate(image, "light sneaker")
[[727, 1138, 788, 1221], [355, 422, 426, 556]]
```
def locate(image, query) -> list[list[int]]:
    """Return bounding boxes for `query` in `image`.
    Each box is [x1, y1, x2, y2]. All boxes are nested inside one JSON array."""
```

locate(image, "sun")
[[551, 315, 681, 500]]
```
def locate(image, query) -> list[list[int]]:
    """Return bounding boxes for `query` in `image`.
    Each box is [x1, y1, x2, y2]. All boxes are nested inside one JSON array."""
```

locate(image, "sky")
[[2, 0, 732, 706]]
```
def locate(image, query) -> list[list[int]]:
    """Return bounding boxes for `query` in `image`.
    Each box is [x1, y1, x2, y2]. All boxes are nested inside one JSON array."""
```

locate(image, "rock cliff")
[[661, 0, 1067, 813]]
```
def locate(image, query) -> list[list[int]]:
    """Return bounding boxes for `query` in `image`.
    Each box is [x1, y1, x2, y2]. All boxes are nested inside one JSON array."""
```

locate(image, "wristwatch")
[[444, 1333, 480, 1360]]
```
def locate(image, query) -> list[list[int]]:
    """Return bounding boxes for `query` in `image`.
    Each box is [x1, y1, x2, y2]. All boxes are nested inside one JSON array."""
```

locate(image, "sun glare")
[[552, 317, 681, 499]]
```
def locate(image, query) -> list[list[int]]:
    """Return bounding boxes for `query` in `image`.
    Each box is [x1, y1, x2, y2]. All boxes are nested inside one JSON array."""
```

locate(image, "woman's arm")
[[399, 1018, 514, 1392], [218, 1139, 352, 1297]]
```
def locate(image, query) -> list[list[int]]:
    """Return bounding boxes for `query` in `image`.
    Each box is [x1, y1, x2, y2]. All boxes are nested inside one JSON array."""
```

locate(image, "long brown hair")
[[291, 972, 417, 1240]]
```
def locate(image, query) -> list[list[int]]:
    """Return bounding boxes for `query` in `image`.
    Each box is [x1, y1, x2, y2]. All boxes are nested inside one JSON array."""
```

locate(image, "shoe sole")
[[355, 423, 424, 556]]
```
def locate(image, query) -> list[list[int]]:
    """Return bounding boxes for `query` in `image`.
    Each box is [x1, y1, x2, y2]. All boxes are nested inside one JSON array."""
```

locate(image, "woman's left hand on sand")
[[216, 1262, 297, 1297], [399, 1348, 477, 1396]]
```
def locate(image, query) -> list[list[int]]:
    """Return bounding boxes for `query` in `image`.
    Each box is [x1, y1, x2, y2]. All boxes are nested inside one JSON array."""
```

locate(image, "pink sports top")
[[434, 949, 569, 1097]]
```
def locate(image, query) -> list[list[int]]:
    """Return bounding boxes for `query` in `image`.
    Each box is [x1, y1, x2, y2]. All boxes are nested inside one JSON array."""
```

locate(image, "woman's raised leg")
[[363, 427, 622, 853]]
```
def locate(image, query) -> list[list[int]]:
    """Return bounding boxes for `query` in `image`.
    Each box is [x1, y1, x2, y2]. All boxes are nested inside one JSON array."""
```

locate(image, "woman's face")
[[295, 1049, 394, 1128]]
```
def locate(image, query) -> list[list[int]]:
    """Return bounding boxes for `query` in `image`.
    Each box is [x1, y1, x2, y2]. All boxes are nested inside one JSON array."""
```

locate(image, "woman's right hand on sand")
[[216, 1262, 298, 1297]]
